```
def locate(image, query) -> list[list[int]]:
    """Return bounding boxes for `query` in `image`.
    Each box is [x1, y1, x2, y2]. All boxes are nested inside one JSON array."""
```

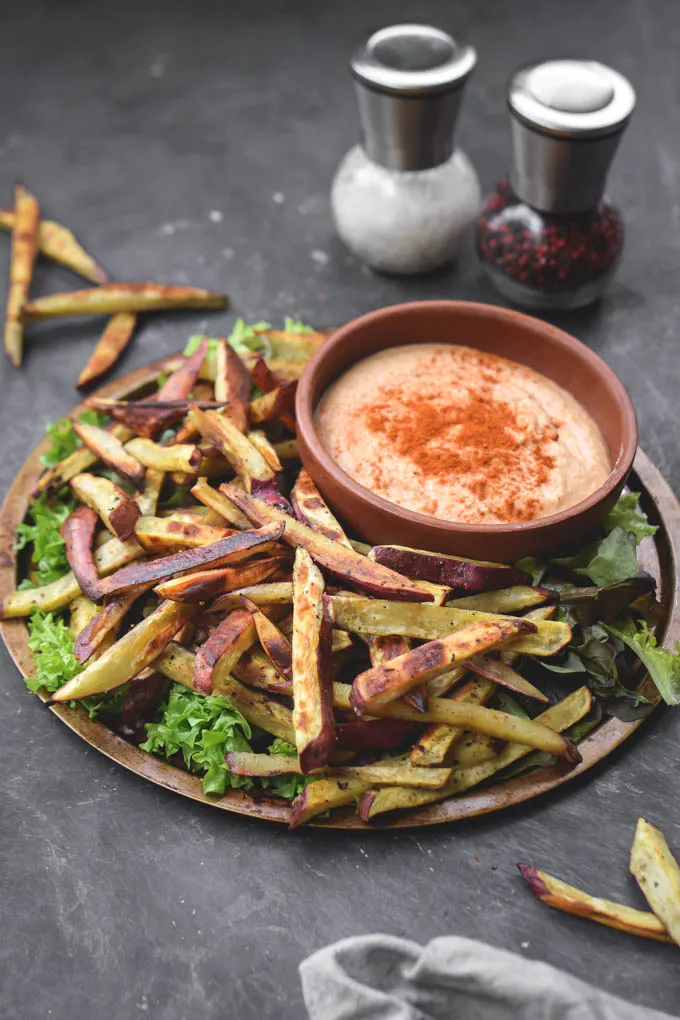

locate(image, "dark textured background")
[[1, 2, 680, 1018]]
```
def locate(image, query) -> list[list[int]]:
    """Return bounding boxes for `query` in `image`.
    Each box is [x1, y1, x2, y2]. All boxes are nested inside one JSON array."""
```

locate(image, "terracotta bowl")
[[295, 300, 637, 561]]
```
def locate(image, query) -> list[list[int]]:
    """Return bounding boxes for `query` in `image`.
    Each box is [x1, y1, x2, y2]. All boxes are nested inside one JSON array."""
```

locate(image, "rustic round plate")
[[1, 353, 679, 830]]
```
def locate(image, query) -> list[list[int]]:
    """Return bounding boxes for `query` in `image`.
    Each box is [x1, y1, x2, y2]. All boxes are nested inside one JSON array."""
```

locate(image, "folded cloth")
[[300, 934, 675, 1020]]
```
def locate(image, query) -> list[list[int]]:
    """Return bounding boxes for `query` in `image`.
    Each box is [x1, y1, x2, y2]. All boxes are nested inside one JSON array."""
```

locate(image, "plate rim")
[[1, 352, 678, 831]]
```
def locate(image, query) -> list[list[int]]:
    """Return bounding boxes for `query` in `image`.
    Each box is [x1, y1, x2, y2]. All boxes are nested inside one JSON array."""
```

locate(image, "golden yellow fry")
[[77, 313, 137, 388], [134, 516, 233, 554], [409, 678, 494, 766], [135, 468, 164, 518], [126, 437, 201, 475], [518, 865, 672, 943], [0, 208, 109, 283], [0, 534, 143, 618], [53, 600, 197, 701], [630, 818, 680, 945], [21, 283, 228, 321], [290, 777, 367, 828], [70, 472, 140, 540], [33, 423, 135, 499], [4, 184, 40, 366], [360, 686, 592, 820], [69, 594, 100, 636]]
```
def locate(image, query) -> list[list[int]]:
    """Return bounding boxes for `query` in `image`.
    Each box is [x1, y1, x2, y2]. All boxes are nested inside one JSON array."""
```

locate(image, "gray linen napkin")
[[300, 934, 675, 1019]]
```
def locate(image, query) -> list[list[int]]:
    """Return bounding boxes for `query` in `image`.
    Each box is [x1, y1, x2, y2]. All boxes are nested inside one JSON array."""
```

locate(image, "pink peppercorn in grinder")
[[477, 59, 636, 309]]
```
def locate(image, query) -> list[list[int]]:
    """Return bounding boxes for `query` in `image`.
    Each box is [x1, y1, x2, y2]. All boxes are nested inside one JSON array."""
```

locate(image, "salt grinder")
[[332, 24, 480, 275], [477, 59, 636, 309]]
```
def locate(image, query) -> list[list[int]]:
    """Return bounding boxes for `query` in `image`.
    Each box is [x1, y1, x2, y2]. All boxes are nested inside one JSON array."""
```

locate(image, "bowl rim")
[[295, 299, 638, 539]]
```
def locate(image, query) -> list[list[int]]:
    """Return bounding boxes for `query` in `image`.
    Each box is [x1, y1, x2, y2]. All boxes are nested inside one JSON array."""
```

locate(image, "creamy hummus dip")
[[315, 343, 610, 525]]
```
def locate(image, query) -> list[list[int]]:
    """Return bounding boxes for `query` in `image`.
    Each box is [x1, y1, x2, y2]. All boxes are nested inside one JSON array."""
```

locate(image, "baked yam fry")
[[292, 547, 335, 773], [4, 184, 40, 367], [0, 208, 109, 283], [446, 586, 553, 613], [156, 557, 282, 603], [134, 516, 234, 554], [241, 595, 293, 680], [21, 283, 227, 321], [219, 482, 439, 602], [1, 533, 144, 618], [291, 468, 353, 549], [290, 777, 367, 829], [232, 649, 292, 696], [189, 408, 274, 492], [468, 655, 548, 702], [193, 609, 256, 694], [249, 380, 297, 424], [157, 338, 208, 401], [89, 522, 284, 599], [77, 313, 138, 388], [630, 817, 680, 945], [209, 581, 294, 614], [408, 678, 495, 767], [367, 634, 427, 712], [358, 686, 591, 820], [52, 600, 197, 702], [225, 752, 451, 789], [74, 586, 153, 663], [350, 618, 534, 713], [61, 506, 101, 602], [370, 545, 529, 592], [518, 864, 671, 943], [73, 422, 146, 490], [190, 477, 255, 530], [126, 437, 201, 475], [327, 595, 571, 657], [70, 472, 140, 540], [247, 431, 282, 472], [215, 339, 250, 433], [135, 468, 164, 517], [32, 423, 134, 499], [69, 594, 99, 637], [87, 399, 223, 439]]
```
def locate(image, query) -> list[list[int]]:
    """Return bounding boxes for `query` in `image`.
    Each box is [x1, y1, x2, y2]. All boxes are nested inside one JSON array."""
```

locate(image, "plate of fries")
[[1, 326, 679, 829]]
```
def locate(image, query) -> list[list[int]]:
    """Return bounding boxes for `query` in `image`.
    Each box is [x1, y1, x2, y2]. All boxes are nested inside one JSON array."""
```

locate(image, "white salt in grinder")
[[331, 24, 481, 275]]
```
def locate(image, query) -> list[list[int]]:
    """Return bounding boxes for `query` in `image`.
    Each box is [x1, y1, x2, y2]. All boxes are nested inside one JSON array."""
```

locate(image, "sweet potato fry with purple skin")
[[21, 283, 227, 321], [74, 586, 154, 663], [61, 506, 101, 602], [156, 556, 283, 603], [468, 655, 549, 702], [369, 545, 529, 592], [241, 595, 293, 681], [218, 482, 437, 603], [157, 338, 208, 401], [86, 399, 225, 439], [251, 355, 281, 393], [367, 634, 428, 712], [32, 423, 135, 500], [291, 468, 353, 549], [190, 478, 253, 530], [193, 609, 256, 694], [350, 618, 535, 714], [292, 547, 336, 773], [249, 380, 298, 424], [4, 184, 40, 367], [215, 339, 250, 433], [335, 718, 420, 753], [73, 421, 146, 490], [517, 865, 672, 943], [0, 208, 109, 283], [134, 516, 235, 554], [70, 472, 141, 540], [89, 522, 284, 599], [77, 313, 138, 389]]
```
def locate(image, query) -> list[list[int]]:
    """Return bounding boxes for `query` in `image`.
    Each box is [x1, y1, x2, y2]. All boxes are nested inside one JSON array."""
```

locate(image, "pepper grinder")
[[332, 24, 480, 275], [477, 59, 636, 309]]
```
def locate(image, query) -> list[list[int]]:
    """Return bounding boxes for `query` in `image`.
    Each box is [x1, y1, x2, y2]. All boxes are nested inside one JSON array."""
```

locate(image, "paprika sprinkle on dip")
[[315, 343, 610, 525]]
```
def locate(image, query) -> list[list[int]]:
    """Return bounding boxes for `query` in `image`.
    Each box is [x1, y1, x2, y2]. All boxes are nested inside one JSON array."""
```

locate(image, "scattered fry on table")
[[4, 183, 40, 367], [21, 283, 228, 320], [76, 312, 138, 388]]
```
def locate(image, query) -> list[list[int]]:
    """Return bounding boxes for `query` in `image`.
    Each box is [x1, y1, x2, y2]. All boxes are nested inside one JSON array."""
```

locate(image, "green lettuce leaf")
[[25, 609, 81, 694], [604, 491, 658, 543], [41, 410, 109, 468], [141, 684, 254, 796], [495, 690, 529, 718], [606, 617, 680, 706], [283, 316, 315, 335], [184, 318, 272, 361], [15, 492, 75, 586]]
